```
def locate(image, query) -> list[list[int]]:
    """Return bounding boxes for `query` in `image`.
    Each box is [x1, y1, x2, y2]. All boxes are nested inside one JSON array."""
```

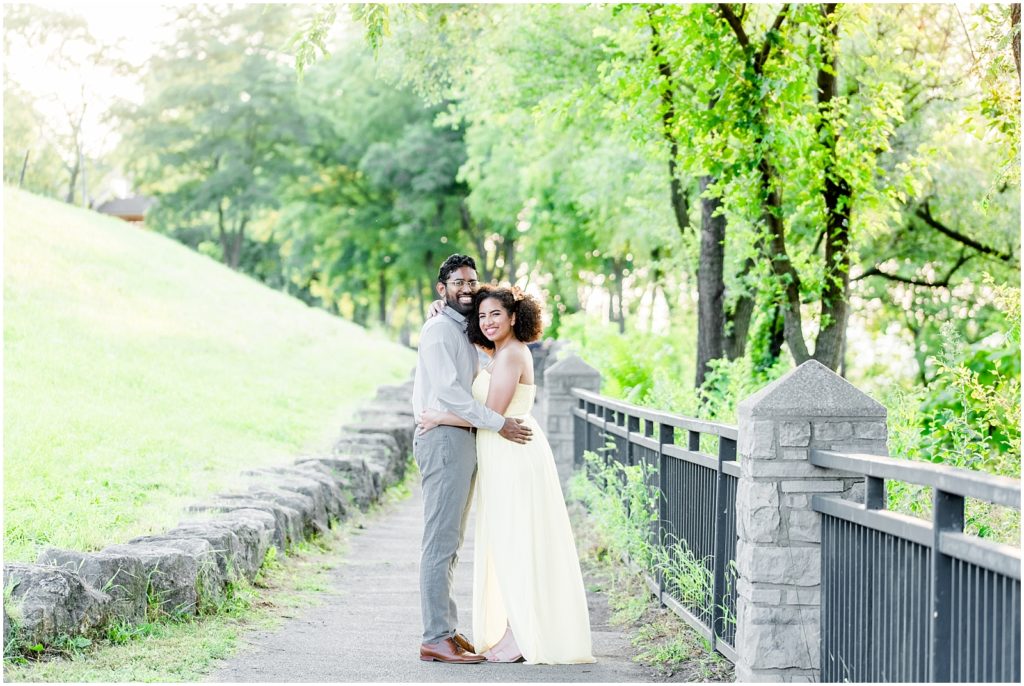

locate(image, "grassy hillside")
[[3, 186, 416, 561]]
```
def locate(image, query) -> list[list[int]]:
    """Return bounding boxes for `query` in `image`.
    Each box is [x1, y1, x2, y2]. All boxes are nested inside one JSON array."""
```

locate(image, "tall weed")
[[569, 450, 726, 634]]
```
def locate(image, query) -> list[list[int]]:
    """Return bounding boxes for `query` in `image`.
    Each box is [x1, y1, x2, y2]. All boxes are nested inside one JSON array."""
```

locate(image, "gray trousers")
[[414, 426, 477, 644]]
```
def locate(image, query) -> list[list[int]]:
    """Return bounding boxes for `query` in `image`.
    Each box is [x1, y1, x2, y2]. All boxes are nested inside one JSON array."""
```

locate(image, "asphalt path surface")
[[207, 481, 656, 682]]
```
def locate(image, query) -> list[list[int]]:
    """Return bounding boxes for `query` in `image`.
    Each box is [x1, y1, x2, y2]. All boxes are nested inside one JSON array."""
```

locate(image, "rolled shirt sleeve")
[[419, 332, 506, 433]]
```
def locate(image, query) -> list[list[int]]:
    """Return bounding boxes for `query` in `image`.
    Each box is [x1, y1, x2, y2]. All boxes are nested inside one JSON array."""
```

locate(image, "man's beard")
[[446, 292, 473, 315]]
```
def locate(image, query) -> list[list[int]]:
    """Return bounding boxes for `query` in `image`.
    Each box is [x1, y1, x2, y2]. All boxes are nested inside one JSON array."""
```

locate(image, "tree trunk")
[[65, 154, 80, 204], [768, 306, 785, 362], [216, 200, 229, 260], [505, 238, 517, 285], [715, 2, 791, 362], [696, 176, 726, 388], [378, 270, 387, 324], [762, 158, 811, 364], [65, 103, 87, 205], [606, 259, 623, 332], [80, 147, 88, 208], [19, 149, 30, 187], [227, 214, 247, 270], [724, 257, 757, 360], [417, 274, 427, 323], [353, 300, 368, 327], [812, 3, 851, 370], [1012, 3, 1021, 78]]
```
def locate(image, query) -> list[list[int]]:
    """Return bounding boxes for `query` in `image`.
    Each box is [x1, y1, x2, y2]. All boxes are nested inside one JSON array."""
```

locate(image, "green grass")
[[3, 186, 416, 561]]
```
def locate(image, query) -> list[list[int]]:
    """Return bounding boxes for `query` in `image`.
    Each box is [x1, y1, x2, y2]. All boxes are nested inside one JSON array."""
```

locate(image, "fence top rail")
[[571, 387, 738, 441], [811, 449, 1022, 509]]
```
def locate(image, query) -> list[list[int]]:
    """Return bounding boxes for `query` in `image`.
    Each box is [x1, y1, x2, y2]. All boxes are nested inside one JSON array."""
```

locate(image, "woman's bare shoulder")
[[491, 343, 530, 370]]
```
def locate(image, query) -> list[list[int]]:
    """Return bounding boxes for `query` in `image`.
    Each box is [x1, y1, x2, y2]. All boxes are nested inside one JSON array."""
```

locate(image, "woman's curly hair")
[[467, 285, 543, 349]]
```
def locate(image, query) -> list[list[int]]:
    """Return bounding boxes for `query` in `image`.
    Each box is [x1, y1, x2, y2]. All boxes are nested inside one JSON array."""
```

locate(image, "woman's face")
[[478, 296, 514, 343]]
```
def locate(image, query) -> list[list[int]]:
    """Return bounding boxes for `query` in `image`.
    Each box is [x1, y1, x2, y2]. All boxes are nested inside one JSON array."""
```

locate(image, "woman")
[[418, 286, 595, 665]]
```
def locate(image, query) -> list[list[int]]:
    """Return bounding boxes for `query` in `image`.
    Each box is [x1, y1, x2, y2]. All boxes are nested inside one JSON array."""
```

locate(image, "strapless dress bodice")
[[472, 369, 536, 417]]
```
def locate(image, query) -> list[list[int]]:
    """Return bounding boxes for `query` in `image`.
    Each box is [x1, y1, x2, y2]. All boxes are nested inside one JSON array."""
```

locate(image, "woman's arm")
[[484, 347, 526, 416]]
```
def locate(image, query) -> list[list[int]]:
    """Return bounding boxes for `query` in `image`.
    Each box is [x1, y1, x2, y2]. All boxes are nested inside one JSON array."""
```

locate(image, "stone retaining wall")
[[2, 380, 415, 656]]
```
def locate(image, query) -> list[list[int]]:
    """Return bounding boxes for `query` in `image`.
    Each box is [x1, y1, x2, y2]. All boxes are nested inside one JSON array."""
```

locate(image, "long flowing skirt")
[[472, 415, 595, 665]]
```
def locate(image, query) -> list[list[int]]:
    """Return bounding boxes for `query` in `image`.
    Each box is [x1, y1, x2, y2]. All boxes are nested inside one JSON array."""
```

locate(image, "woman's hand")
[[417, 409, 444, 434], [426, 299, 445, 319]]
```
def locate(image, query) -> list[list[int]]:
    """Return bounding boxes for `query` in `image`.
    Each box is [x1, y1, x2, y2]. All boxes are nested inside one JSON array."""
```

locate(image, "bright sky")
[[5, 3, 177, 157]]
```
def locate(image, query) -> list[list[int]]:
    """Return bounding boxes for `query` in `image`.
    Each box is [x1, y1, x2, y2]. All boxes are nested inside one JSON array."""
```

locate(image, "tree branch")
[[916, 200, 1016, 262], [854, 250, 974, 288], [716, 4, 750, 48], [1013, 3, 1020, 79], [755, 4, 790, 74], [716, 3, 789, 74]]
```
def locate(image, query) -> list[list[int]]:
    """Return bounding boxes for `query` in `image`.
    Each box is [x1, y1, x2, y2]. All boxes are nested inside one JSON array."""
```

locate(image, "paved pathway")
[[208, 481, 657, 682]]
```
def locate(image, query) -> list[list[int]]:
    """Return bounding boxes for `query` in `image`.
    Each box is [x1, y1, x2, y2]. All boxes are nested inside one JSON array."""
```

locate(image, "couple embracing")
[[411, 254, 595, 666]]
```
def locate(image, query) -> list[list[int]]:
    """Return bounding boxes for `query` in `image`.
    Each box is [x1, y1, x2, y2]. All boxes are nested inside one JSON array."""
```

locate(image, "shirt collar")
[[442, 305, 468, 332]]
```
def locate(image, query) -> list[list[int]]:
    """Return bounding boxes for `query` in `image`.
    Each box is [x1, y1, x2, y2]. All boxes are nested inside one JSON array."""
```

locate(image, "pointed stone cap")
[[739, 359, 885, 418], [544, 352, 601, 379]]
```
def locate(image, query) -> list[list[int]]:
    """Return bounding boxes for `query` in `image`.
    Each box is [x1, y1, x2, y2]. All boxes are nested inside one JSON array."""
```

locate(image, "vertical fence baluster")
[[711, 435, 737, 651], [929, 489, 965, 682], [658, 421, 674, 604], [584, 400, 594, 463], [574, 396, 585, 469], [688, 429, 700, 453], [601, 405, 610, 469], [627, 414, 638, 469], [866, 476, 885, 510]]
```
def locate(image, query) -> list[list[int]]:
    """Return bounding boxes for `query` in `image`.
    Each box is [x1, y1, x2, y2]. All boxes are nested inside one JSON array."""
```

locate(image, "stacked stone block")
[[3, 379, 415, 657], [541, 353, 601, 485], [734, 360, 888, 682]]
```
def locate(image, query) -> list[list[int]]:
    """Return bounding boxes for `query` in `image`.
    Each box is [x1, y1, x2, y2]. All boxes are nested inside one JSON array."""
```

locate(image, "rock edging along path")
[[2, 381, 417, 657], [207, 479, 656, 683]]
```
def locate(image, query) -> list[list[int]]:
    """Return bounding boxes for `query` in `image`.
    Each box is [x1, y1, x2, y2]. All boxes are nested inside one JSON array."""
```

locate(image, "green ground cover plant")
[[569, 452, 733, 680], [3, 186, 416, 561]]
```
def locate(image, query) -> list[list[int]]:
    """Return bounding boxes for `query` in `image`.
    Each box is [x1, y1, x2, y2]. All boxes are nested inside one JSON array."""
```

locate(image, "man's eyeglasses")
[[445, 279, 479, 288]]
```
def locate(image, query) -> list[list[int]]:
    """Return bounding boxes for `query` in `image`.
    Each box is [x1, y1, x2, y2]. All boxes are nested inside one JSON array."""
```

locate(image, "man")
[[411, 254, 532, 664]]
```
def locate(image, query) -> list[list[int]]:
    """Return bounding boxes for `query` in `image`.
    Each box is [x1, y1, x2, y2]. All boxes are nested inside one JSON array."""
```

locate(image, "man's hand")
[[499, 417, 532, 444], [426, 299, 445, 319]]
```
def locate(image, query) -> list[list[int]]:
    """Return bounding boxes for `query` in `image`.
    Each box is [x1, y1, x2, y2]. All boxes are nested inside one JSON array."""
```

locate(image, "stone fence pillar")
[[734, 360, 889, 682], [542, 353, 601, 485]]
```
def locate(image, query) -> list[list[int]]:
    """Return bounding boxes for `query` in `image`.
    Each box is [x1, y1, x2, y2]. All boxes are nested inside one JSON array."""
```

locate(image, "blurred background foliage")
[[4, 3, 1020, 490]]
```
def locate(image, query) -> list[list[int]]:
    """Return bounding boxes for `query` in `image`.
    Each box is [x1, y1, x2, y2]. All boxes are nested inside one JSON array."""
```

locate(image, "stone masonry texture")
[[734, 360, 888, 682]]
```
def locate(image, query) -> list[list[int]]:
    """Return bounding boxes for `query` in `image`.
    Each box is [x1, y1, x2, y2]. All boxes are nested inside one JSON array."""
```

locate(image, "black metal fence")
[[572, 389, 739, 661], [812, 449, 1021, 683], [571, 386, 1021, 681]]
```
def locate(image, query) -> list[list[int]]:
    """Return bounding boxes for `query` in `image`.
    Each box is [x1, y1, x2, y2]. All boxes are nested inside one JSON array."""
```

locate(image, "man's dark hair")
[[437, 254, 477, 284]]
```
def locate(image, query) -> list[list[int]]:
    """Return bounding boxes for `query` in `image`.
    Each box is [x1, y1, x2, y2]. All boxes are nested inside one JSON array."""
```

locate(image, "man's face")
[[436, 266, 479, 316]]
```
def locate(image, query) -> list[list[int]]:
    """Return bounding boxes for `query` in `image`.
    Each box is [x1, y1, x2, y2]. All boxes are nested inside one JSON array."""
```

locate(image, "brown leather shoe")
[[420, 637, 486, 664], [452, 632, 476, 654]]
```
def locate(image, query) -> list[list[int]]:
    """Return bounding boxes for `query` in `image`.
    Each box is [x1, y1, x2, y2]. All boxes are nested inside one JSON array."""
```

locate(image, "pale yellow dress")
[[471, 369, 595, 665]]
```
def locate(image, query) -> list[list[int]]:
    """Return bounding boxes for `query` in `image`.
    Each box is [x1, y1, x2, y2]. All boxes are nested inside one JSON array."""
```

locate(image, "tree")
[[271, 37, 476, 327], [3, 4, 130, 205], [124, 5, 309, 270]]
